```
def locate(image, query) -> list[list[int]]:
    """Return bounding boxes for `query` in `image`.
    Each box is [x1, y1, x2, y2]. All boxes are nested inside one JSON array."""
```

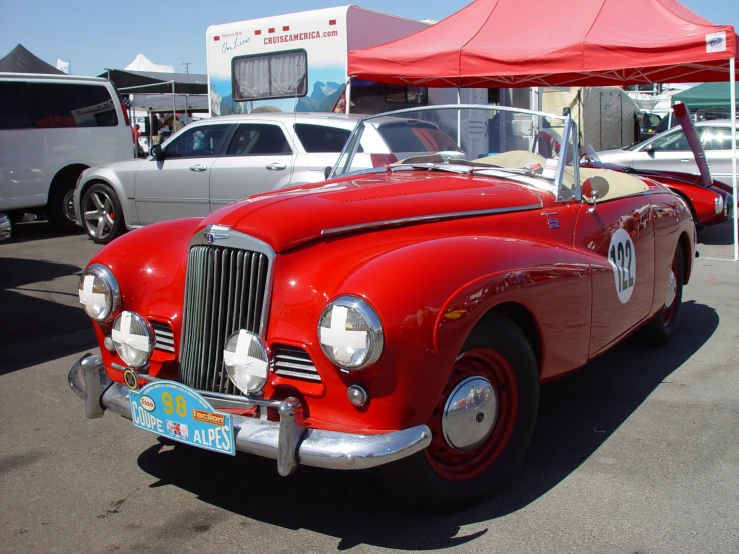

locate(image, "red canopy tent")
[[347, 0, 738, 259]]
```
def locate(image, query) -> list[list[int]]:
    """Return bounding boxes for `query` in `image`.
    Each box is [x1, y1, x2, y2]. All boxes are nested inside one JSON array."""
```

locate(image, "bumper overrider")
[[68, 354, 431, 475]]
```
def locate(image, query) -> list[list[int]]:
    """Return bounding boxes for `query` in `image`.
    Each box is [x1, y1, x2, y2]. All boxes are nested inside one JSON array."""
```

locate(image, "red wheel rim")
[[425, 348, 519, 481], [661, 256, 679, 327]]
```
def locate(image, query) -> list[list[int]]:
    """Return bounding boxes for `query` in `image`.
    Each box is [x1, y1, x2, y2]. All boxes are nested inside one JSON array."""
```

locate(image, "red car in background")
[[582, 161, 733, 228]]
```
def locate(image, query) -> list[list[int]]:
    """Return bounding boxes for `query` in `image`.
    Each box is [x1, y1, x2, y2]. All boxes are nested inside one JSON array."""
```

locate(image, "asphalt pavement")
[[1, 220, 738, 554]]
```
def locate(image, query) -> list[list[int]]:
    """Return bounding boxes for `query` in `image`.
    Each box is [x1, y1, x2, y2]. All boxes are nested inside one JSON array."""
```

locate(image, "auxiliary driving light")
[[111, 311, 153, 368], [223, 330, 270, 394]]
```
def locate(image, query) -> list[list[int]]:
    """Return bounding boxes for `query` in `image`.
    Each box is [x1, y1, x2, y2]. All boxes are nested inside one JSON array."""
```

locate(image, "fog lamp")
[[223, 330, 270, 394], [111, 311, 153, 368]]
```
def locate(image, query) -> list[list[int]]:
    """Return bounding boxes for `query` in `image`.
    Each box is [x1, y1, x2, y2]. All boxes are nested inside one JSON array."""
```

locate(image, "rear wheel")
[[47, 182, 79, 232], [380, 313, 539, 512], [639, 245, 684, 346], [82, 183, 126, 244]]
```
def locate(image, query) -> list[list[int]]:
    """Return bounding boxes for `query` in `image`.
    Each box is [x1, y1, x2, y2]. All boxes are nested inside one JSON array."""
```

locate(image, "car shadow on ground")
[[698, 221, 734, 246], [0, 256, 96, 375], [0, 220, 84, 244], [136, 300, 718, 551], [138, 302, 719, 550]]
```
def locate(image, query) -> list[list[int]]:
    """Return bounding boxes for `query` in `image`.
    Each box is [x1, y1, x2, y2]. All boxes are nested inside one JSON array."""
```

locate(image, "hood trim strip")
[[320, 203, 543, 238]]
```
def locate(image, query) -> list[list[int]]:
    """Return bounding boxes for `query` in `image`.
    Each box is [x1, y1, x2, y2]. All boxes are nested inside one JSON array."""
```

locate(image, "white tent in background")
[[124, 54, 174, 73]]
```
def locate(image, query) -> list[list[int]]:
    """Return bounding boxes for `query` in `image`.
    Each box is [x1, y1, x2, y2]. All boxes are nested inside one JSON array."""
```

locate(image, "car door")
[[208, 122, 295, 211], [700, 124, 734, 181], [134, 123, 231, 225], [629, 128, 699, 174], [574, 187, 655, 357]]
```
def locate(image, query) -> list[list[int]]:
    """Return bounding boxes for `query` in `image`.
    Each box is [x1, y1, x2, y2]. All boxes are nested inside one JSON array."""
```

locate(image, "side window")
[[0, 81, 34, 129], [164, 124, 229, 159], [294, 124, 351, 153], [30, 83, 118, 128], [651, 129, 689, 151], [701, 127, 733, 151], [226, 124, 292, 156]]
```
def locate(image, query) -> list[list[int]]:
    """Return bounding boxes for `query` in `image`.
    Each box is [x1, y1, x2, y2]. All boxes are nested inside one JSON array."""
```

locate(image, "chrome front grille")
[[179, 245, 270, 394], [273, 345, 321, 382], [150, 321, 175, 353]]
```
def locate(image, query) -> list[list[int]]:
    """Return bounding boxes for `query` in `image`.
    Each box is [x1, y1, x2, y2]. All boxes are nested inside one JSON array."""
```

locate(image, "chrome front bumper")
[[68, 354, 431, 475]]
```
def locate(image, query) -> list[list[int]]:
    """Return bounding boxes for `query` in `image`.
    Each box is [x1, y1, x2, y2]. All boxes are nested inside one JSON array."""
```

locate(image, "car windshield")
[[332, 105, 578, 199]]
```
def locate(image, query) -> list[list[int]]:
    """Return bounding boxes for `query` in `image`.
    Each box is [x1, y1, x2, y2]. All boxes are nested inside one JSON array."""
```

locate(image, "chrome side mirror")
[[582, 176, 610, 213]]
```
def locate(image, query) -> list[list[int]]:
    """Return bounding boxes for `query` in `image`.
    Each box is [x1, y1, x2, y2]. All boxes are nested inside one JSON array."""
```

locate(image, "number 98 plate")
[[129, 380, 235, 455]]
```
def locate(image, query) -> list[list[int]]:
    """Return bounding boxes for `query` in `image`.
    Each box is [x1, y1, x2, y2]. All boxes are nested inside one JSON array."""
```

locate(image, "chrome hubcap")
[[664, 268, 677, 309], [63, 189, 76, 222], [84, 192, 115, 239], [441, 376, 498, 451]]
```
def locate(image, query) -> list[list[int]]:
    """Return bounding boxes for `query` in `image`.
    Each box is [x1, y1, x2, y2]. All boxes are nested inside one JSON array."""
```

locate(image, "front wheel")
[[81, 183, 126, 244], [380, 312, 539, 512], [638, 245, 684, 346]]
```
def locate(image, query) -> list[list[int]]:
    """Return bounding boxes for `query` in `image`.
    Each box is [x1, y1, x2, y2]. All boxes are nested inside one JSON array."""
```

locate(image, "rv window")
[[385, 84, 427, 105], [0, 81, 34, 130], [232, 50, 307, 102], [294, 124, 351, 153], [30, 83, 118, 128]]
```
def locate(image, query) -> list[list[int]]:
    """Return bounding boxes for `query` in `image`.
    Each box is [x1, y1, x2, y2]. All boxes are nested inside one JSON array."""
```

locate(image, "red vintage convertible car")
[[69, 105, 695, 511]]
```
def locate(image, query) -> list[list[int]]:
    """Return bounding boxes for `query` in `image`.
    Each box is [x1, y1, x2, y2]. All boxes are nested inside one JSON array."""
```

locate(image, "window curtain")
[[233, 51, 306, 101]]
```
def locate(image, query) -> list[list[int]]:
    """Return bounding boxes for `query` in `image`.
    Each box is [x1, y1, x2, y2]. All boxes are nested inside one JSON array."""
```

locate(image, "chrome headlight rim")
[[78, 264, 121, 322], [111, 311, 154, 369], [318, 295, 384, 371]]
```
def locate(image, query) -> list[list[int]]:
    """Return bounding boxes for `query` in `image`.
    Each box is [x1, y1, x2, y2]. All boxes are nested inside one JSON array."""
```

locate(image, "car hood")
[[199, 171, 545, 252]]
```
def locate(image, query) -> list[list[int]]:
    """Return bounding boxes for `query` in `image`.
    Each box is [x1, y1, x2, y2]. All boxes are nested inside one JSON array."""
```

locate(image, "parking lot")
[[1, 220, 737, 554]]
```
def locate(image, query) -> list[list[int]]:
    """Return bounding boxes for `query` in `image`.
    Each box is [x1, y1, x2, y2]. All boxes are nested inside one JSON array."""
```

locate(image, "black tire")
[[6, 211, 26, 224], [638, 245, 684, 347], [81, 183, 126, 244], [47, 182, 79, 232], [379, 312, 539, 513]]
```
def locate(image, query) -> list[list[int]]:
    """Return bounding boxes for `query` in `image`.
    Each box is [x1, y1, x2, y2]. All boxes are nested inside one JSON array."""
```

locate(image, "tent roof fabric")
[[0, 44, 64, 75], [348, 0, 737, 88], [672, 81, 739, 109], [100, 69, 208, 95], [124, 54, 175, 73]]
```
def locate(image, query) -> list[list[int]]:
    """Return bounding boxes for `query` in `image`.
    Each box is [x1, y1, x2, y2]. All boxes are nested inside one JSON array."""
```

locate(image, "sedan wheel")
[[82, 183, 126, 244]]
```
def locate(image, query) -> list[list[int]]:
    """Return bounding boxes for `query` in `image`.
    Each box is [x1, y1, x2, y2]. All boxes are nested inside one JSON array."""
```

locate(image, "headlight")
[[78, 264, 120, 321], [715, 194, 724, 215], [223, 330, 269, 394], [318, 296, 384, 370], [112, 311, 153, 368]]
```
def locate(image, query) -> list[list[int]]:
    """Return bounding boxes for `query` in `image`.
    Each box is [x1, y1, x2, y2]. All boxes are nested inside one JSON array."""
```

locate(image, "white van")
[[0, 73, 134, 230]]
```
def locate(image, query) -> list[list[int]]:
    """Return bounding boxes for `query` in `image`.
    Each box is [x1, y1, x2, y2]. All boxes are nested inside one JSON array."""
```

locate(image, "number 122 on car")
[[128, 381, 235, 455]]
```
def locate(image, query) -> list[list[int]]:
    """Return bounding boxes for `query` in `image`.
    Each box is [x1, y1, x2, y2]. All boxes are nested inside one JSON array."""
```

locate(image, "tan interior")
[[477, 150, 648, 202]]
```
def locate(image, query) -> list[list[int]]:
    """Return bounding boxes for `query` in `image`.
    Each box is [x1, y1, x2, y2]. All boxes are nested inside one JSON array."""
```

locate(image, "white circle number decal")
[[608, 229, 636, 303]]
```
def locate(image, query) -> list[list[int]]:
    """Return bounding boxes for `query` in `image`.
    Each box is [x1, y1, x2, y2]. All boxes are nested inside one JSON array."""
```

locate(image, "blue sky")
[[1, 0, 737, 77]]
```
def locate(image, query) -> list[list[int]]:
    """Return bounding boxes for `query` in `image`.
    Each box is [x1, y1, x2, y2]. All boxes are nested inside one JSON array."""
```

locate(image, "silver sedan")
[[597, 119, 738, 183]]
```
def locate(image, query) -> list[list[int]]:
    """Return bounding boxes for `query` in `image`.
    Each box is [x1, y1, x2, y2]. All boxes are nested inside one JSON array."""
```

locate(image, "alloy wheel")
[[84, 190, 116, 240]]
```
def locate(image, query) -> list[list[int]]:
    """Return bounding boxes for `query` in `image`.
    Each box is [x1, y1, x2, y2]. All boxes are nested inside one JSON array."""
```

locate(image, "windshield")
[[332, 105, 579, 200]]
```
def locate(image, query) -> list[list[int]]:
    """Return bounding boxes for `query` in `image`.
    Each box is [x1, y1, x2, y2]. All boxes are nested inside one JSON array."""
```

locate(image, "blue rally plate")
[[129, 380, 235, 455]]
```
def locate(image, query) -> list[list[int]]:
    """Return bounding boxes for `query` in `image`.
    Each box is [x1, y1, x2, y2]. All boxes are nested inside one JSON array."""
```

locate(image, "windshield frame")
[[330, 104, 580, 202]]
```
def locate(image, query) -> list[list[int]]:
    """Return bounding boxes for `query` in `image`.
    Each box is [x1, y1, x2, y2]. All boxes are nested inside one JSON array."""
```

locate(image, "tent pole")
[[345, 80, 351, 114], [457, 88, 462, 147], [730, 57, 738, 262]]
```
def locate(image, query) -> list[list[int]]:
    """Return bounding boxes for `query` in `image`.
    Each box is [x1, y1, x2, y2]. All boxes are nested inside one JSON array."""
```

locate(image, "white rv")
[[206, 6, 480, 117]]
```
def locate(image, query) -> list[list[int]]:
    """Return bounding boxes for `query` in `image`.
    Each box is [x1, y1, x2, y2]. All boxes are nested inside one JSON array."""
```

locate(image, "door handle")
[[266, 163, 286, 171], [679, 159, 691, 162], [190, 164, 208, 172]]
